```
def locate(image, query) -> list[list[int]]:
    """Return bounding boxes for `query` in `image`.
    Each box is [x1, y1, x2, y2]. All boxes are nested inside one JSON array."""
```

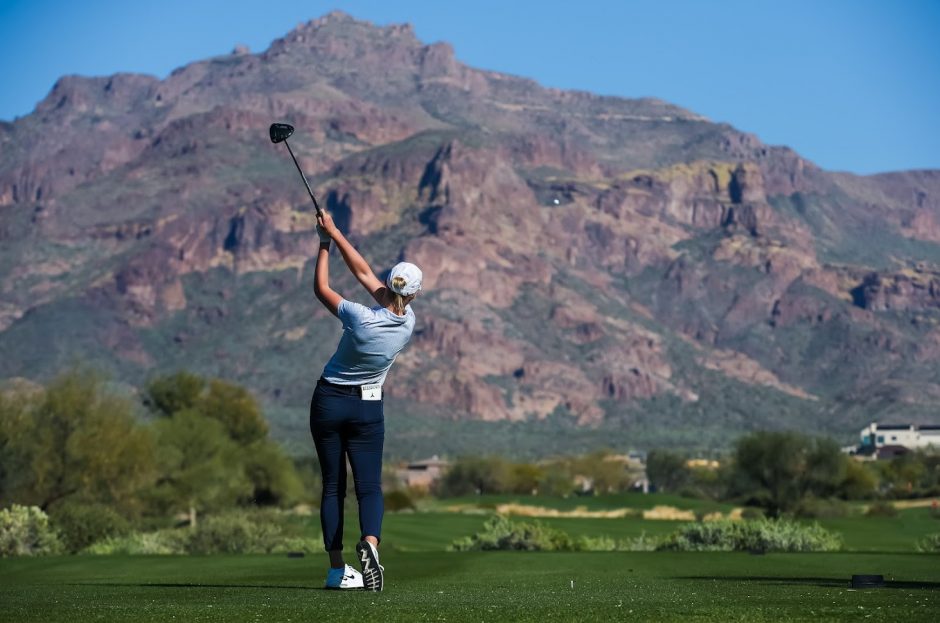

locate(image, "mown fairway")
[[1, 550, 938, 622], [3, 503, 939, 621]]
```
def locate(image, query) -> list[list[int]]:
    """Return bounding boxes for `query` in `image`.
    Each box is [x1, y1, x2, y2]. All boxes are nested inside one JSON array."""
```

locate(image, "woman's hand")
[[316, 224, 331, 244], [317, 212, 339, 238]]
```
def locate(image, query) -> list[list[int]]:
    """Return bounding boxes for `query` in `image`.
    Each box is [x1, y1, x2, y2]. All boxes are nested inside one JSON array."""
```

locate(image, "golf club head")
[[269, 123, 294, 144]]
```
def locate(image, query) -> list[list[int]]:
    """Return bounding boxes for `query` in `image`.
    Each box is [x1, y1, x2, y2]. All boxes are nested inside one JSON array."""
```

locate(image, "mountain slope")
[[2, 11, 939, 457]]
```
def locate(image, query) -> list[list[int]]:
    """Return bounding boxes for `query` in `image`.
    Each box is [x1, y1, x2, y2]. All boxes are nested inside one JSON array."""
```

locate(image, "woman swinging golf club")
[[310, 210, 421, 592]]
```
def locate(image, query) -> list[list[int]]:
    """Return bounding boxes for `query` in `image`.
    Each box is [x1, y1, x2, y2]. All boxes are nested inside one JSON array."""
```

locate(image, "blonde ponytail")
[[391, 276, 408, 315]]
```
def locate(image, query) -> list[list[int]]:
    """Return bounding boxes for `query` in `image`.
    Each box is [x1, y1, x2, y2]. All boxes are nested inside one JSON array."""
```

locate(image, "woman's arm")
[[317, 212, 387, 306], [313, 236, 342, 317]]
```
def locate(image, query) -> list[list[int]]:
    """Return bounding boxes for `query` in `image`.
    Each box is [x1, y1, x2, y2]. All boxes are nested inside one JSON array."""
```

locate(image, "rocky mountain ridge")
[[2, 12, 939, 456]]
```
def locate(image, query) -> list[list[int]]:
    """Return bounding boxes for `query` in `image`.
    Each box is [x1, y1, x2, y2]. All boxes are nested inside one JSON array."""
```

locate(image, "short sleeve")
[[337, 299, 370, 329]]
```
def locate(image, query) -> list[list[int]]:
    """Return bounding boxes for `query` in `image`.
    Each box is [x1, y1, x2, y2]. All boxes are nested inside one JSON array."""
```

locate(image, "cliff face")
[[2, 11, 939, 454]]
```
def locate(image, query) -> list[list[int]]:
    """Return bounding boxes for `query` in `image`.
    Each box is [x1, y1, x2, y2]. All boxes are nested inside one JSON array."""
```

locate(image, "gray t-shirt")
[[321, 299, 415, 386]]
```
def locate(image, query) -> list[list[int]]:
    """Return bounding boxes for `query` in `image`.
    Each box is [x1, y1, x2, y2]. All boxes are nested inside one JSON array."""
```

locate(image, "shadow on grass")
[[676, 576, 940, 590], [69, 583, 312, 591]]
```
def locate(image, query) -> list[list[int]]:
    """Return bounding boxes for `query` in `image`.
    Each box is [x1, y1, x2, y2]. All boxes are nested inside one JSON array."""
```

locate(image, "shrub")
[[450, 516, 666, 552], [657, 519, 841, 553], [864, 501, 899, 518], [83, 510, 322, 555], [740, 507, 765, 520], [384, 490, 416, 512], [83, 530, 187, 555], [450, 515, 577, 551], [0, 505, 63, 556], [575, 534, 618, 551], [622, 532, 659, 552], [916, 533, 940, 553], [186, 513, 285, 554], [50, 503, 130, 553]]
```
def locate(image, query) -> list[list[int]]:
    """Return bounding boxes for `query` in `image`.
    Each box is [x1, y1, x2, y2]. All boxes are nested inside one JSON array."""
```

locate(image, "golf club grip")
[[283, 140, 322, 215]]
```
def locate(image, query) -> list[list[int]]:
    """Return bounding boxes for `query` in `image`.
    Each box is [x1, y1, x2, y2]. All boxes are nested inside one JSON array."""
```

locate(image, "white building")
[[858, 423, 940, 452]]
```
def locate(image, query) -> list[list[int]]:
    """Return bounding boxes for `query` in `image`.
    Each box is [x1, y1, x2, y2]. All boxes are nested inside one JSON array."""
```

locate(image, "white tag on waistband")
[[360, 383, 382, 401]]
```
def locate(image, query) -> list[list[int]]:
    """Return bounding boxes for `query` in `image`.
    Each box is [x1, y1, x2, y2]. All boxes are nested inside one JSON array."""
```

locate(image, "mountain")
[[2, 11, 939, 458]]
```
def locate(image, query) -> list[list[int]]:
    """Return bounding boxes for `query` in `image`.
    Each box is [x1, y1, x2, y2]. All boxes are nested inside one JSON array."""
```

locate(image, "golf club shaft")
[[283, 139, 322, 215]]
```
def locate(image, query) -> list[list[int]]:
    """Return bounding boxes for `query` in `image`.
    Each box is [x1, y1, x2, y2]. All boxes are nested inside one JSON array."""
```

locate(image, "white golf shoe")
[[356, 540, 384, 592], [324, 564, 364, 590]]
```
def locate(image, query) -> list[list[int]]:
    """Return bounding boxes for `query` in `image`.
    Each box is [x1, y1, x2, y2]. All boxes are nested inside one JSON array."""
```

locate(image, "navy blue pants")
[[309, 379, 385, 551]]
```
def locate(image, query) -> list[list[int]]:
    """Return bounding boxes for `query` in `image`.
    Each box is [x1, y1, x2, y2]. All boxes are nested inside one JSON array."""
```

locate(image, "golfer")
[[310, 211, 421, 592]]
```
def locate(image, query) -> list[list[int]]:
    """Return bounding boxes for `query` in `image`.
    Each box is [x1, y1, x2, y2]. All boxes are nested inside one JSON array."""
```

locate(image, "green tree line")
[[433, 431, 939, 519], [647, 431, 940, 517], [0, 369, 309, 550], [434, 450, 644, 498]]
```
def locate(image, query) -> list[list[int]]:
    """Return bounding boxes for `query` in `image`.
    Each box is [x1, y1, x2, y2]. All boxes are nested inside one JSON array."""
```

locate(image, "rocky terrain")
[[2, 12, 939, 457]]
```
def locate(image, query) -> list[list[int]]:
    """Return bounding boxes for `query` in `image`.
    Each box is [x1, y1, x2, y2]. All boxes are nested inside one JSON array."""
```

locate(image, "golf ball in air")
[[552, 198, 560, 205]]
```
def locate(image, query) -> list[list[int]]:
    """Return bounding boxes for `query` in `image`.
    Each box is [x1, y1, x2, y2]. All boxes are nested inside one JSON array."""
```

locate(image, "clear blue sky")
[[1, 0, 938, 174]]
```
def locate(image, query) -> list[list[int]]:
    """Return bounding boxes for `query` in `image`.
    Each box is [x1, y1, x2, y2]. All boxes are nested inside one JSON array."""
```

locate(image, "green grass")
[[326, 504, 940, 554], [1, 551, 938, 622], [376, 512, 680, 551], [817, 508, 940, 553], [4, 508, 940, 621]]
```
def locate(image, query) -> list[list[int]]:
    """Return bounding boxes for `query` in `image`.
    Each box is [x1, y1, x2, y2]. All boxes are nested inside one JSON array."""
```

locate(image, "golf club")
[[269, 122, 322, 216]]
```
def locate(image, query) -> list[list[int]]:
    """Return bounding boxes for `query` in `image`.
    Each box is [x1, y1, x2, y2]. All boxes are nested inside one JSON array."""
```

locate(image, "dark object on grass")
[[286, 551, 305, 558], [269, 122, 322, 215], [851, 574, 884, 589]]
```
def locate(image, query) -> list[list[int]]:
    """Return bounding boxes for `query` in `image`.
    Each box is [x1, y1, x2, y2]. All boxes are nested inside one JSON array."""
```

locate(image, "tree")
[[148, 409, 252, 526], [727, 431, 849, 517], [508, 463, 544, 495], [646, 449, 692, 493], [200, 379, 268, 445], [435, 456, 513, 497], [145, 371, 205, 417], [241, 440, 305, 506], [877, 451, 940, 497], [0, 383, 42, 505], [570, 450, 634, 494], [0, 370, 156, 515], [147, 373, 268, 445], [537, 464, 575, 497], [144, 371, 302, 515]]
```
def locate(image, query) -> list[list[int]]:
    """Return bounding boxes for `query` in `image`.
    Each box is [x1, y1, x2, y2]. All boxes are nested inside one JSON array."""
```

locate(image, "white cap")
[[387, 262, 423, 296]]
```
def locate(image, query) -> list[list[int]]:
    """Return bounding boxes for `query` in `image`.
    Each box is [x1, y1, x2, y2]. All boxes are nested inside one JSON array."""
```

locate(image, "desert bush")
[[622, 531, 659, 552], [575, 534, 618, 551], [50, 503, 131, 553], [186, 512, 285, 554], [83, 530, 188, 555], [84, 510, 320, 555], [450, 515, 577, 551], [450, 516, 660, 552], [916, 533, 940, 553], [864, 500, 899, 518], [657, 519, 841, 552], [384, 490, 416, 512], [0, 505, 63, 557]]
